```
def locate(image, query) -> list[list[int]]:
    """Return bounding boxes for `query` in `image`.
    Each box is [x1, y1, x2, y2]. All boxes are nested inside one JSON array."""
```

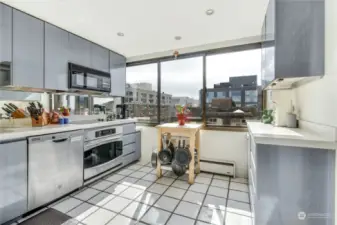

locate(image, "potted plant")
[[175, 105, 191, 126]]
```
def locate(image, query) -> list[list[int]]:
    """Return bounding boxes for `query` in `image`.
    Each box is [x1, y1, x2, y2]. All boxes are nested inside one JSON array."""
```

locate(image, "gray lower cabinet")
[[69, 33, 91, 67], [44, 23, 69, 91], [0, 3, 12, 86], [0, 140, 27, 224], [135, 131, 141, 160], [109, 51, 126, 96], [12, 9, 44, 88], [123, 123, 136, 135], [248, 134, 335, 225], [122, 124, 141, 165], [91, 44, 109, 73]]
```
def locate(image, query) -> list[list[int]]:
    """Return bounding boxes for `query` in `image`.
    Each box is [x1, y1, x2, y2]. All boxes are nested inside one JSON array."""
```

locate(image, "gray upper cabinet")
[[261, 0, 324, 89], [69, 34, 91, 67], [90, 44, 109, 73], [12, 9, 44, 89], [44, 23, 69, 91], [0, 3, 123, 92], [0, 3, 12, 86], [109, 51, 126, 97]]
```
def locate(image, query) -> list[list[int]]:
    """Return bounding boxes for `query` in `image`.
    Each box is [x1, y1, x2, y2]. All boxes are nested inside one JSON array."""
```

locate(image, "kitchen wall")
[[0, 91, 42, 115], [137, 126, 248, 178]]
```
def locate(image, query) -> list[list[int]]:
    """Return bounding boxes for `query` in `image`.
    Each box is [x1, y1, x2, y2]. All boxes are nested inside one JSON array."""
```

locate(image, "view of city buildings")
[[203, 75, 262, 126], [125, 75, 261, 126]]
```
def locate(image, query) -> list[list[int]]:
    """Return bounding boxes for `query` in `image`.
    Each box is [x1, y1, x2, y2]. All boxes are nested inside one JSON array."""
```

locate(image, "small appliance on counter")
[[272, 101, 288, 127], [116, 104, 128, 119], [286, 113, 297, 128]]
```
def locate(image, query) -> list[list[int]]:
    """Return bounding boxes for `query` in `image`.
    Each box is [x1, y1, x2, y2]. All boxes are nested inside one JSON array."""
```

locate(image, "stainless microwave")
[[68, 63, 111, 93]]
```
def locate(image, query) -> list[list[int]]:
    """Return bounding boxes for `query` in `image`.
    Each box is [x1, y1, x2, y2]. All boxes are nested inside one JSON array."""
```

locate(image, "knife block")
[[31, 113, 49, 127]]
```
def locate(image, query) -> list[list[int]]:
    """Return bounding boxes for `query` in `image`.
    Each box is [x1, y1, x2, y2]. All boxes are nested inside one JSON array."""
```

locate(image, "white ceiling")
[[2, 0, 268, 61]]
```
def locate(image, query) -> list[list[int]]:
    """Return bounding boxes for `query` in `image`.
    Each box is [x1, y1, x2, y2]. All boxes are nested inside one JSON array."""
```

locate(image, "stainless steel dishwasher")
[[28, 130, 84, 211]]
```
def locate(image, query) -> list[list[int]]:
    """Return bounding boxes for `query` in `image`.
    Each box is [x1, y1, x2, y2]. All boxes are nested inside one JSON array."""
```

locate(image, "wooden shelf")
[[156, 123, 202, 184], [160, 165, 194, 175]]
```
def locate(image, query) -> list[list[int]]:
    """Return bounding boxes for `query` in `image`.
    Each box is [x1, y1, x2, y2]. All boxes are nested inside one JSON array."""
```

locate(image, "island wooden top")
[[156, 123, 203, 129], [156, 123, 203, 136]]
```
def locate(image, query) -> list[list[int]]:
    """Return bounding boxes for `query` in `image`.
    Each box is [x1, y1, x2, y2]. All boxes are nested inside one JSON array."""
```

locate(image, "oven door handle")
[[84, 136, 122, 151]]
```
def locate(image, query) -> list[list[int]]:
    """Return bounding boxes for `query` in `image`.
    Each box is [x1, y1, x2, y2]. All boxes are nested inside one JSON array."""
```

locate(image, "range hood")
[[264, 77, 322, 90]]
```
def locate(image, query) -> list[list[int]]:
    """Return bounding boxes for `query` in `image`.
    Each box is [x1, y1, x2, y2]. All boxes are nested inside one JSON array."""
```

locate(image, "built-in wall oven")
[[84, 126, 123, 180]]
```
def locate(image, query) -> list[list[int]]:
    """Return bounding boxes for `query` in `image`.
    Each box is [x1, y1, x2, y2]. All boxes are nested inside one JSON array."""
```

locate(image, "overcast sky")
[[126, 49, 261, 100]]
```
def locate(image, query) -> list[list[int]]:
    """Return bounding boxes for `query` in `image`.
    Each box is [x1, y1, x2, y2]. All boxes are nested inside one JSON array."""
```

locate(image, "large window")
[[160, 57, 202, 123], [125, 44, 262, 128], [126, 63, 158, 124], [206, 49, 262, 127]]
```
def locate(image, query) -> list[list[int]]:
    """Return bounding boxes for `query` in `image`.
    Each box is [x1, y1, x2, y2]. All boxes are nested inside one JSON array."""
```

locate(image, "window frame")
[[126, 42, 262, 129]]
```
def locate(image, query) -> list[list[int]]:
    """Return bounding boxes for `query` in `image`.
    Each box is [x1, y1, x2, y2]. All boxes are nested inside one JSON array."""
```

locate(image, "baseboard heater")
[[200, 158, 236, 178]]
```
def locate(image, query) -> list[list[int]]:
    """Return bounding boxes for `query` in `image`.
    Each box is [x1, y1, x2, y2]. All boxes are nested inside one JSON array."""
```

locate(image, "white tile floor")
[[16, 161, 252, 225]]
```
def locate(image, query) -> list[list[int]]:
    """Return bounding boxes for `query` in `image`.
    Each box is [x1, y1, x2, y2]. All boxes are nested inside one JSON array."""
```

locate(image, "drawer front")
[[123, 133, 136, 146], [124, 143, 136, 155], [123, 123, 136, 134], [123, 152, 136, 166]]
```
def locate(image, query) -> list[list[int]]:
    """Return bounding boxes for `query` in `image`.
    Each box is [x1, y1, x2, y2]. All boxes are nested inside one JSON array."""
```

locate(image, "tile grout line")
[[223, 177, 232, 225], [101, 164, 176, 225], [17, 162, 143, 225], [71, 163, 144, 224], [18, 161, 246, 225], [100, 163, 153, 225], [161, 173, 193, 225], [79, 162, 150, 225], [81, 174, 247, 225], [111, 169, 186, 224], [135, 172, 219, 223], [193, 173, 214, 225], [57, 162, 145, 225], [80, 169, 231, 224]]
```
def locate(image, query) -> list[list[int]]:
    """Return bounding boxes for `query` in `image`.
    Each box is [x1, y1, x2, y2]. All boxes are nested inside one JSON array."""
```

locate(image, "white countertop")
[[0, 119, 137, 143], [247, 121, 337, 150]]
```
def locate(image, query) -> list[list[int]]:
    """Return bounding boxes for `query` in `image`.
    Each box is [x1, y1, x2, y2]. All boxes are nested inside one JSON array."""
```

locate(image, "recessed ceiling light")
[[174, 36, 182, 40], [206, 9, 214, 16], [117, 32, 124, 37]]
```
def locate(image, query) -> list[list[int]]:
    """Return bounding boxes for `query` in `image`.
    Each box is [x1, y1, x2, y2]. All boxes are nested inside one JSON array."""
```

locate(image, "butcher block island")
[[155, 123, 203, 184]]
